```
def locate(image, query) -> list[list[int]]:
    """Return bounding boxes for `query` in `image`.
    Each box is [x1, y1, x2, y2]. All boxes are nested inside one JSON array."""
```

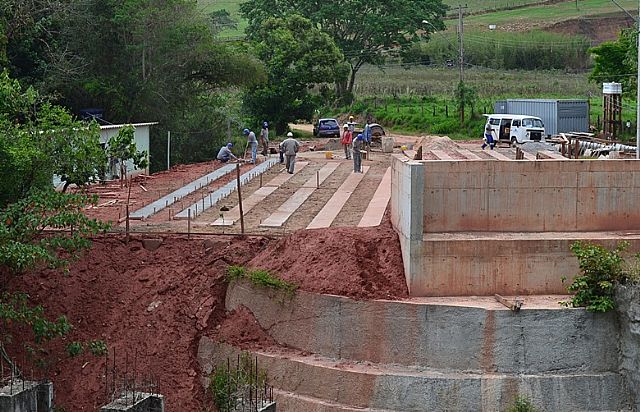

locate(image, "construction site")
[[4, 124, 640, 411]]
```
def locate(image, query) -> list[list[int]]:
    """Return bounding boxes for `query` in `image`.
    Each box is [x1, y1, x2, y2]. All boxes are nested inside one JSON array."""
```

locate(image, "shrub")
[[507, 395, 538, 412], [563, 241, 640, 312]]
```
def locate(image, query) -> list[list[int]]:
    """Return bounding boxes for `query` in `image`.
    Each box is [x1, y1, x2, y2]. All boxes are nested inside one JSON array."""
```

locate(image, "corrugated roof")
[[99, 122, 158, 130]]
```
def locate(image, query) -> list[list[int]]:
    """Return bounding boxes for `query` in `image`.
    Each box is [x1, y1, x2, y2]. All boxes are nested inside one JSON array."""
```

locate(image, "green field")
[[197, 0, 247, 38], [450, 0, 637, 31], [198, 0, 636, 37]]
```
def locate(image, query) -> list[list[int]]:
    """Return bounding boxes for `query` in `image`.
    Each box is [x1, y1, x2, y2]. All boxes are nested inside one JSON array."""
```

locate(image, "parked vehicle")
[[484, 114, 545, 146], [313, 118, 341, 138]]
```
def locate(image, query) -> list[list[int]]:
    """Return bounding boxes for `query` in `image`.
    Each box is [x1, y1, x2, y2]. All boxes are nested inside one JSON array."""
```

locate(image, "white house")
[[52, 122, 157, 189], [100, 122, 157, 179]]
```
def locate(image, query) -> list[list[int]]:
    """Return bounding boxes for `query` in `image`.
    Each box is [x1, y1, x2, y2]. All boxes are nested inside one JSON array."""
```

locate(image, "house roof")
[[99, 122, 158, 130]]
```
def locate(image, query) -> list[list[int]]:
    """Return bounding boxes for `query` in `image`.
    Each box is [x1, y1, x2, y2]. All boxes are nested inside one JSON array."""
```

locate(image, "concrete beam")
[[211, 162, 308, 226], [358, 167, 392, 228], [307, 167, 369, 229]]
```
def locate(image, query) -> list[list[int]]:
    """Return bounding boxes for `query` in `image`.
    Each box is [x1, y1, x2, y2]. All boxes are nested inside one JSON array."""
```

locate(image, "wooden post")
[[236, 164, 245, 234], [125, 205, 130, 244], [188, 209, 191, 239]]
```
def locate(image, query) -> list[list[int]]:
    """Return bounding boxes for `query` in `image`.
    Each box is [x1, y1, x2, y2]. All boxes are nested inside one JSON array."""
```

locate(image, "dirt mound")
[[248, 218, 408, 300], [421, 136, 459, 151], [3, 234, 270, 411], [547, 12, 634, 45], [213, 306, 277, 350]]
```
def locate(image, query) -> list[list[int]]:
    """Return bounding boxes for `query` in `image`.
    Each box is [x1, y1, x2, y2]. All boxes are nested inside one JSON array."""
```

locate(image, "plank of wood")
[[430, 150, 454, 160], [306, 167, 369, 229], [484, 150, 513, 161], [358, 167, 391, 228], [455, 149, 482, 160], [211, 162, 309, 226], [260, 163, 340, 227]]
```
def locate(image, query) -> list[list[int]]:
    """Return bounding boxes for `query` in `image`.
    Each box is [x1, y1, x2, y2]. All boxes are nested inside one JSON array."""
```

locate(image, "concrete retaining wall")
[[421, 159, 640, 233], [226, 283, 619, 374], [390, 156, 640, 296], [200, 339, 628, 412], [616, 284, 640, 411]]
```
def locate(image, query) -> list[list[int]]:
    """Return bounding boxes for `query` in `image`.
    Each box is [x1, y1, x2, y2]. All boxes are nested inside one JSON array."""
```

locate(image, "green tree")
[[589, 29, 636, 95], [0, 70, 106, 203], [240, 0, 448, 99], [48, 0, 264, 171], [106, 124, 148, 186], [0, 72, 109, 375], [243, 14, 346, 133]]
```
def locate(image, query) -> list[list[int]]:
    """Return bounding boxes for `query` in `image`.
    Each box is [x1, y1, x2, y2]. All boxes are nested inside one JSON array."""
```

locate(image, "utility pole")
[[457, 4, 466, 126], [636, 0, 639, 158]]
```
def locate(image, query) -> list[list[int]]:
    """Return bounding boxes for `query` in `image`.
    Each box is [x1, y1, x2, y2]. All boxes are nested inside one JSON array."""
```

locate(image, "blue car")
[[313, 118, 341, 138]]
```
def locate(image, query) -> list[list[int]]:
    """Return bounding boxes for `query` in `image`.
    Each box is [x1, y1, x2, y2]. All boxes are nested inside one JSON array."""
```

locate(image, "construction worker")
[[281, 132, 300, 174], [341, 123, 352, 160], [217, 143, 237, 163], [482, 125, 495, 150], [260, 121, 269, 156], [363, 121, 372, 154], [243, 128, 258, 164], [347, 115, 356, 133], [352, 133, 364, 173]]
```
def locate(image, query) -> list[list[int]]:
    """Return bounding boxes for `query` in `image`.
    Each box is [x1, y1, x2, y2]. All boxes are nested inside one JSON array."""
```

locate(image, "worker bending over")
[[217, 143, 237, 163]]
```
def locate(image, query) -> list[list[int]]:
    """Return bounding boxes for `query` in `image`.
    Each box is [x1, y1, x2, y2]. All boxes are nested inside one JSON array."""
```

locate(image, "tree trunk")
[[347, 66, 358, 95]]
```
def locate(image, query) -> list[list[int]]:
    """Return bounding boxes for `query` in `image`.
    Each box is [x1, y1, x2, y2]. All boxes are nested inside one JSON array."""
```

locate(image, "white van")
[[484, 114, 545, 146]]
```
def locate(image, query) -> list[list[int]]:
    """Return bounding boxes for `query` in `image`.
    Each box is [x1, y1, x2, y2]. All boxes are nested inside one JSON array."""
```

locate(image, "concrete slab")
[[483, 150, 512, 161], [174, 158, 278, 219], [455, 149, 482, 160], [130, 164, 235, 219], [302, 162, 340, 188], [358, 167, 391, 228], [307, 167, 370, 229], [537, 151, 566, 160], [260, 163, 340, 228], [521, 151, 536, 160], [265, 162, 309, 187], [260, 188, 315, 227], [430, 150, 454, 160], [211, 162, 309, 226]]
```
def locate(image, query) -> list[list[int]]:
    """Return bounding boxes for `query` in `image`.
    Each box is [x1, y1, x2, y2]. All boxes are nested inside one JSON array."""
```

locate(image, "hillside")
[[199, 0, 636, 41]]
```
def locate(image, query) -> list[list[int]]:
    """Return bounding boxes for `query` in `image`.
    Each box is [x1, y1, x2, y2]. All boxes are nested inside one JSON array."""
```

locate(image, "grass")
[[353, 65, 599, 98], [449, 0, 637, 31], [226, 265, 298, 297], [197, 0, 247, 38]]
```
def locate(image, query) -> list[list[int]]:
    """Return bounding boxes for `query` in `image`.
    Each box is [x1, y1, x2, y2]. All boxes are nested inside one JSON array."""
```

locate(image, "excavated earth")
[[2, 218, 407, 411]]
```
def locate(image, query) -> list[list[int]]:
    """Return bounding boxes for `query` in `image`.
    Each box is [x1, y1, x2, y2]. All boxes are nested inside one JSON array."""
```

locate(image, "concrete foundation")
[[100, 393, 164, 412], [200, 282, 632, 411], [0, 381, 52, 412], [391, 156, 640, 296]]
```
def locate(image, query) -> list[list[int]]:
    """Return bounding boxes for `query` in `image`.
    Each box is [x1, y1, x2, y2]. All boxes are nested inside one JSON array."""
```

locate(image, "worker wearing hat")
[[280, 132, 301, 174], [217, 142, 237, 163], [341, 123, 353, 160], [352, 133, 364, 173], [347, 115, 356, 133], [243, 128, 258, 164], [260, 121, 270, 156]]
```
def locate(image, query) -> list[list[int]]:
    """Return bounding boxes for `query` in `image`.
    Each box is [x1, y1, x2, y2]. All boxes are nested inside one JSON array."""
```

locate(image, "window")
[[320, 119, 338, 128], [489, 118, 500, 126], [523, 118, 544, 128], [512, 120, 521, 127]]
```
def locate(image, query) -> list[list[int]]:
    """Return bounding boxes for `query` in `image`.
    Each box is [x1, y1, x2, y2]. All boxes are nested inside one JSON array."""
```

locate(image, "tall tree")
[[0, 72, 109, 375], [240, 0, 448, 100], [589, 29, 636, 95], [243, 15, 346, 134]]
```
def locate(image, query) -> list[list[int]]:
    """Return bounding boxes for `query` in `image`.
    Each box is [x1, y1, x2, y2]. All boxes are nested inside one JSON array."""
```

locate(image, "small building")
[[52, 122, 157, 189], [100, 122, 157, 179], [494, 99, 589, 136]]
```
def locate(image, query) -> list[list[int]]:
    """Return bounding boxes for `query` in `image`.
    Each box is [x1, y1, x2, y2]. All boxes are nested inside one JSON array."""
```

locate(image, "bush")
[[507, 395, 538, 412], [562, 241, 640, 312]]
